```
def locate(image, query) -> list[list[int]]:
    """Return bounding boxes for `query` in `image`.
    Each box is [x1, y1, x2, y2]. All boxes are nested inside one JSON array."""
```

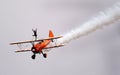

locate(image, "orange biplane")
[[10, 29, 64, 59]]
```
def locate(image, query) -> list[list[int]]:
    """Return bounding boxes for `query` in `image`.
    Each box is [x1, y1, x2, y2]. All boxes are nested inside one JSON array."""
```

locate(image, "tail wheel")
[[43, 53, 47, 58]]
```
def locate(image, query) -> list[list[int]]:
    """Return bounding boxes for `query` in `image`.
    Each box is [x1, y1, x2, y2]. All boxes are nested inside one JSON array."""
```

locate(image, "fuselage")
[[33, 40, 51, 53]]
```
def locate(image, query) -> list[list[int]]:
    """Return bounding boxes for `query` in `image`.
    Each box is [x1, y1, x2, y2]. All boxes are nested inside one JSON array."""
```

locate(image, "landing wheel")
[[31, 54, 36, 59], [43, 53, 47, 58]]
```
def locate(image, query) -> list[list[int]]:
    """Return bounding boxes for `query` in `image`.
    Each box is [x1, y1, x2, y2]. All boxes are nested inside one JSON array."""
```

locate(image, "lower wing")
[[43, 44, 64, 49], [15, 44, 64, 53]]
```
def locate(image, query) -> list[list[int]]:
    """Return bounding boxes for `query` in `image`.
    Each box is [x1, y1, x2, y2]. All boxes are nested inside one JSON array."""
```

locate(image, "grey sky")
[[0, 0, 120, 75]]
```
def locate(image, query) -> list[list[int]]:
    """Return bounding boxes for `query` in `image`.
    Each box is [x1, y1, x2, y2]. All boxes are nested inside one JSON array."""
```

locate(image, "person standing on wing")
[[32, 28, 37, 40]]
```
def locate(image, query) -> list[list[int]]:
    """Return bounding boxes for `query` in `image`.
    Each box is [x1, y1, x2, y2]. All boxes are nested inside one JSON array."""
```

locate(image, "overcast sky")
[[0, 0, 120, 75]]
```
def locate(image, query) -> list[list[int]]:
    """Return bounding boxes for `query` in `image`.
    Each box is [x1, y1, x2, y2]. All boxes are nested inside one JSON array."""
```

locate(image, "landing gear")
[[31, 51, 47, 59], [41, 51, 47, 58], [31, 54, 36, 59], [43, 53, 47, 58]]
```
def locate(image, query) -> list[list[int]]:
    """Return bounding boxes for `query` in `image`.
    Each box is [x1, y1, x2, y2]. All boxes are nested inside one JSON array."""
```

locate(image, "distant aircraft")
[[10, 29, 64, 59]]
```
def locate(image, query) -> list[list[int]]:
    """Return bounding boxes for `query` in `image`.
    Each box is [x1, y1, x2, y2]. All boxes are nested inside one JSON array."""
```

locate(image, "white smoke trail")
[[57, 2, 120, 44]]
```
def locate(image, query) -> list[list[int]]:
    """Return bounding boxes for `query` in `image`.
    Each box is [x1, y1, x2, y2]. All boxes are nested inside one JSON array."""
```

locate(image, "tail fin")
[[49, 30, 54, 37]]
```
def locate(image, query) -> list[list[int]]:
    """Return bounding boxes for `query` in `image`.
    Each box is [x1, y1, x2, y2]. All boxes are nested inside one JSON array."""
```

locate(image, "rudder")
[[49, 30, 54, 37]]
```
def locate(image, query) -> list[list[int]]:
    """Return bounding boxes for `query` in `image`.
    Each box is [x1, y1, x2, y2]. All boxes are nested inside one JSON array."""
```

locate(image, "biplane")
[[10, 29, 64, 59]]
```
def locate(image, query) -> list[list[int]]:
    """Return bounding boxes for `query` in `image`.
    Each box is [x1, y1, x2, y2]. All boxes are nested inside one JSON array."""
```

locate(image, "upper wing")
[[10, 36, 62, 45]]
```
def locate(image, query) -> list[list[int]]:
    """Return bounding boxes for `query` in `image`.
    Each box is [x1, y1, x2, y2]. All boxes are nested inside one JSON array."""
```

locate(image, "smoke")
[[57, 2, 120, 44]]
